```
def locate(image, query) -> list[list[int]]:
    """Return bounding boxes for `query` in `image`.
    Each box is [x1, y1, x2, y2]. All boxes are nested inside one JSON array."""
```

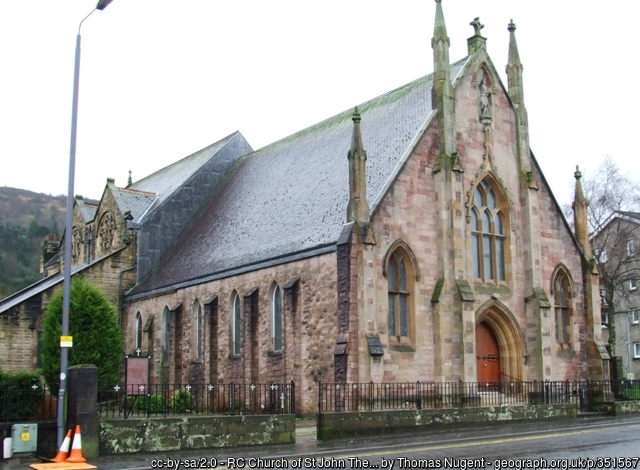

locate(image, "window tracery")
[[98, 212, 116, 253], [471, 179, 507, 282]]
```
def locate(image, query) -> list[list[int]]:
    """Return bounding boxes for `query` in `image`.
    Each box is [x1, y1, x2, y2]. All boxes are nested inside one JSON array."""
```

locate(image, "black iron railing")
[[98, 381, 295, 418], [318, 380, 621, 413], [0, 383, 57, 422]]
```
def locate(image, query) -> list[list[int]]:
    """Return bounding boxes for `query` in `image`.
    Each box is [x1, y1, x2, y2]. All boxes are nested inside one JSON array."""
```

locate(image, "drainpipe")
[[626, 313, 632, 380]]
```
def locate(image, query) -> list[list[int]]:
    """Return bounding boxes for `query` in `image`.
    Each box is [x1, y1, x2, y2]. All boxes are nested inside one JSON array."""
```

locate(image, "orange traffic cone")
[[51, 429, 72, 462], [65, 425, 87, 463]]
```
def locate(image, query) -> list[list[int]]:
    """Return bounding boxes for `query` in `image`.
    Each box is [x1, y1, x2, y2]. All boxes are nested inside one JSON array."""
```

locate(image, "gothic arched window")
[[471, 179, 508, 282], [272, 285, 283, 351], [162, 306, 170, 362], [135, 312, 143, 351], [232, 293, 241, 356], [553, 270, 572, 347], [387, 248, 415, 345], [193, 301, 203, 361]]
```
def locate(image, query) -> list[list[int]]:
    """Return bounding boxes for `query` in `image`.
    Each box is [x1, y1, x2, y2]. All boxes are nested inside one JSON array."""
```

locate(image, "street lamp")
[[58, 0, 113, 446]]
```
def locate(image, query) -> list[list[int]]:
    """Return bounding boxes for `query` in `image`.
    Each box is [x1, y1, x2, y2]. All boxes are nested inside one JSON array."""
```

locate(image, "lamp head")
[[96, 0, 113, 10]]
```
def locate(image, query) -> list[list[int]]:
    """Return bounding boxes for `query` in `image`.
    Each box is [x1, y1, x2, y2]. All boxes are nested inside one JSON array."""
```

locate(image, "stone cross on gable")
[[470, 17, 484, 36]]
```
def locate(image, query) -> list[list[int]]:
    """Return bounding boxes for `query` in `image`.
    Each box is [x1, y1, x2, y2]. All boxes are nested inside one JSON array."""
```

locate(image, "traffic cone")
[[65, 425, 87, 463], [51, 429, 72, 462]]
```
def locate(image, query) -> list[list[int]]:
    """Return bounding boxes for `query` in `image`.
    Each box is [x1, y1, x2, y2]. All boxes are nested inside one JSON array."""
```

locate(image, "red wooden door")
[[476, 322, 501, 384]]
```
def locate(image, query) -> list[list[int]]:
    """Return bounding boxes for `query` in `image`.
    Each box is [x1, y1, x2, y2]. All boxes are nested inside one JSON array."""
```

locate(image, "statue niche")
[[478, 68, 492, 119]]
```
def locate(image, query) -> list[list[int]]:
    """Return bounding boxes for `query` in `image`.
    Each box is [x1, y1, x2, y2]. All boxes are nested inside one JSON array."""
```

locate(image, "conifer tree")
[[41, 277, 123, 392]]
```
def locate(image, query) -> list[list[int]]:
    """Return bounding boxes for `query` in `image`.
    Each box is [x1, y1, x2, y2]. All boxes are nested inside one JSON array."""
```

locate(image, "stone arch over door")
[[476, 300, 525, 382]]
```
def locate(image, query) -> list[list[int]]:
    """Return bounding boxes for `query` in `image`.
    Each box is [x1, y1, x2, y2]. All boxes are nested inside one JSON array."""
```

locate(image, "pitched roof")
[[128, 131, 243, 212], [617, 211, 640, 221], [76, 197, 99, 223], [131, 58, 470, 296], [0, 249, 124, 314], [109, 186, 157, 224]]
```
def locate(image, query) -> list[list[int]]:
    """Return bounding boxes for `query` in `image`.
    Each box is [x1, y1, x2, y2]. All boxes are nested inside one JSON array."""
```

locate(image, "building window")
[[232, 293, 241, 355], [71, 226, 83, 264], [631, 279, 637, 291], [634, 342, 640, 359], [632, 310, 639, 324], [599, 248, 608, 263], [553, 270, 572, 346], [272, 285, 283, 351], [194, 301, 203, 361], [387, 248, 415, 344], [471, 179, 507, 282], [162, 306, 170, 362], [627, 239, 635, 257], [97, 211, 116, 254], [601, 312, 610, 327], [135, 312, 143, 351]]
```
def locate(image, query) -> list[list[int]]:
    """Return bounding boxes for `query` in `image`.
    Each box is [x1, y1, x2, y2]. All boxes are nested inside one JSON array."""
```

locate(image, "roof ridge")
[[117, 187, 156, 197], [252, 57, 469, 155], [131, 131, 240, 186]]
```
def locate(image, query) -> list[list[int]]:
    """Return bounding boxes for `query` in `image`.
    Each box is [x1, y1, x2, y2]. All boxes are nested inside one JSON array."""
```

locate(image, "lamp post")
[[58, 0, 113, 446]]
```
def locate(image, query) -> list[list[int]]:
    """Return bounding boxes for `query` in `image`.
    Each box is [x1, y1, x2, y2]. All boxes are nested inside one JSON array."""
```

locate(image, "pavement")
[[1, 413, 633, 470]]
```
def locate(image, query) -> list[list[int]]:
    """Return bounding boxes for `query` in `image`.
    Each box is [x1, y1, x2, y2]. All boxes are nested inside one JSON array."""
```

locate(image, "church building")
[[0, 0, 608, 416]]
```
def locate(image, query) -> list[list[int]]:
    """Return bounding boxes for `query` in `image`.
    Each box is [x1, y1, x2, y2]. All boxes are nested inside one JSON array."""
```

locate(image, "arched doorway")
[[476, 322, 501, 386], [475, 300, 526, 384]]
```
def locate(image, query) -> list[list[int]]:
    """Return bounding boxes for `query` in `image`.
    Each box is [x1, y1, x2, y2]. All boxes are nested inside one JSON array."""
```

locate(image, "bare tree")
[[584, 156, 640, 362]]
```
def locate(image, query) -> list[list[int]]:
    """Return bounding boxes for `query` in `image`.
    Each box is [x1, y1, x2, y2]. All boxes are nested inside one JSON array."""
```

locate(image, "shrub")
[[0, 369, 44, 420], [170, 389, 193, 413], [41, 277, 124, 393], [132, 394, 166, 413]]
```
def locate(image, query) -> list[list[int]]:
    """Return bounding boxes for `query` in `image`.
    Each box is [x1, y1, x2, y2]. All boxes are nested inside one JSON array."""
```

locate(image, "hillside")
[[0, 187, 66, 300]]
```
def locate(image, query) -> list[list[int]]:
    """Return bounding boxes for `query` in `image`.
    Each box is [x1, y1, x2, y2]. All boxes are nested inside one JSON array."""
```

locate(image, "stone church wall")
[[362, 56, 590, 384], [124, 251, 338, 416]]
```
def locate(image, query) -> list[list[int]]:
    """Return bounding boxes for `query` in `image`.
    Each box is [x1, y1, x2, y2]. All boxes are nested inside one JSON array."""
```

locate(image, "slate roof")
[[131, 58, 470, 296], [76, 197, 99, 222], [128, 132, 242, 213], [110, 186, 157, 224], [0, 252, 117, 314]]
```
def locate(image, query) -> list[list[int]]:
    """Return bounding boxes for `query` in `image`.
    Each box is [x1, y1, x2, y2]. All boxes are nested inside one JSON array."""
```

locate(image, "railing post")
[[369, 381, 374, 411], [290, 380, 295, 415], [230, 382, 235, 415], [417, 381, 422, 410], [317, 381, 322, 441]]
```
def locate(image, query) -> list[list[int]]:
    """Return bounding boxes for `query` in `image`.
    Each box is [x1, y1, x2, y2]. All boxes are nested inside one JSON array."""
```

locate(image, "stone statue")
[[478, 71, 490, 117]]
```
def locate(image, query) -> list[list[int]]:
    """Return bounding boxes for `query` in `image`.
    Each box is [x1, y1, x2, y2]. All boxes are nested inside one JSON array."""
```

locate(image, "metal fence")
[[318, 380, 622, 413], [612, 379, 640, 400], [0, 383, 57, 422], [98, 382, 295, 418]]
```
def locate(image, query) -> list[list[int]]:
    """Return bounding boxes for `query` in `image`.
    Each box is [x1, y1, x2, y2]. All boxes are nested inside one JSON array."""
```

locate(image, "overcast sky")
[[0, 1, 637, 208]]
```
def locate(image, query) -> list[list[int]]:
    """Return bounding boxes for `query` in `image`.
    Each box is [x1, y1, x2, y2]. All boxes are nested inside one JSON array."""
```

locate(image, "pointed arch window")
[[387, 248, 415, 346], [471, 179, 507, 282], [232, 294, 241, 356], [272, 286, 283, 351], [194, 302, 203, 361], [135, 312, 143, 351], [553, 270, 572, 347], [162, 306, 170, 362]]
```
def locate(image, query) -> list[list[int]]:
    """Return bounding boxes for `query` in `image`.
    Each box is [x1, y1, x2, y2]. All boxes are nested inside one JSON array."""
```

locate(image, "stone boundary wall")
[[100, 414, 295, 454], [612, 400, 640, 415], [317, 405, 576, 441]]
